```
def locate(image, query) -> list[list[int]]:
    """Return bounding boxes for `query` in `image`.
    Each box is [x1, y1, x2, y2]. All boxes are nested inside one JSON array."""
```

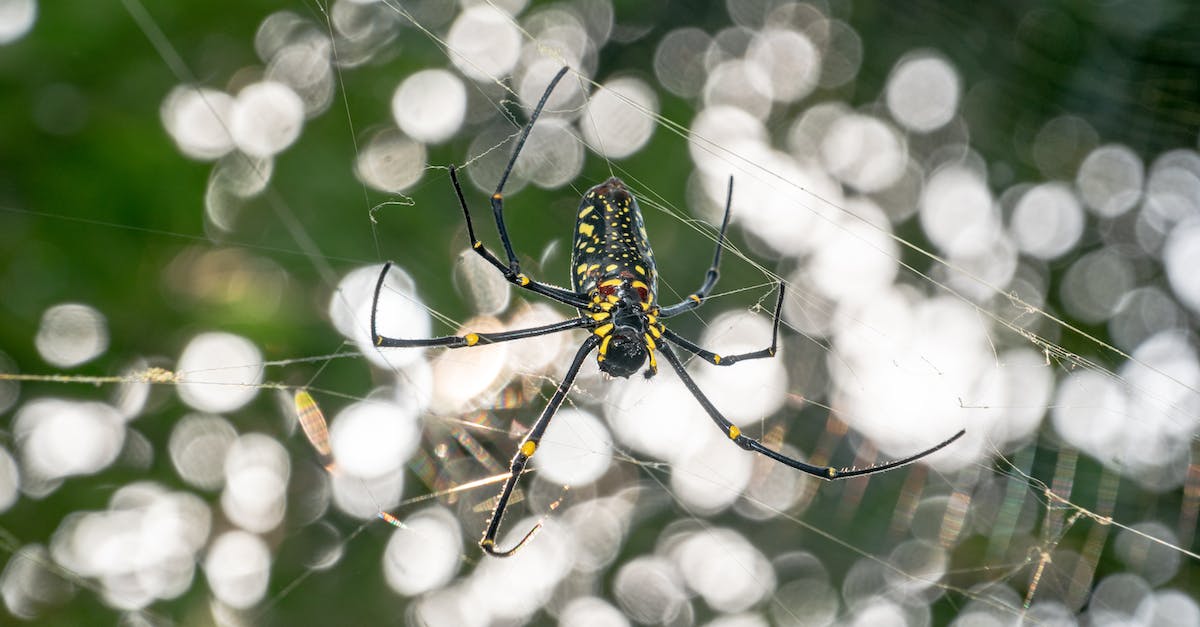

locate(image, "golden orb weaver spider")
[[370, 66, 966, 557]]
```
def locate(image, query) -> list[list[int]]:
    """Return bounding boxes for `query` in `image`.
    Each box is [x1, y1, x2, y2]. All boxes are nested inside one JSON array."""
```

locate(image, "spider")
[[370, 66, 966, 557]]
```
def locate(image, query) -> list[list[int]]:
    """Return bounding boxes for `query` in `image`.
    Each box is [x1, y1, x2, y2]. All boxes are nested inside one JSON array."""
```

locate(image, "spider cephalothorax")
[[370, 65, 965, 558], [591, 284, 659, 378]]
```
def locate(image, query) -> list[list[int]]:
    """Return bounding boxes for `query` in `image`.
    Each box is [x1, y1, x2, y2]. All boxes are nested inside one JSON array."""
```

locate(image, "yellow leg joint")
[[520, 440, 537, 457], [712, 354, 721, 364], [473, 240, 483, 249], [517, 274, 531, 286], [728, 425, 740, 440], [827, 468, 838, 478], [689, 294, 701, 304], [375, 335, 383, 346], [480, 538, 494, 547], [465, 333, 479, 346]]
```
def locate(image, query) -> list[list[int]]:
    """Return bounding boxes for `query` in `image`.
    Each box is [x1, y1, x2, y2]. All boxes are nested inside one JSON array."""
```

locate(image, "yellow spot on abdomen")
[[605, 264, 618, 272], [579, 222, 595, 237], [635, 265, 645, 275], [521, 440, 537, 457], [576, 263, 587, 275], [579, 206, 594, 218]]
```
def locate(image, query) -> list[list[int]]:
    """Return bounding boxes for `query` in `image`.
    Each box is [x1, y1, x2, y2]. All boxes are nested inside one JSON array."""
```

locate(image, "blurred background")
[[2, 0, 1199, 624]]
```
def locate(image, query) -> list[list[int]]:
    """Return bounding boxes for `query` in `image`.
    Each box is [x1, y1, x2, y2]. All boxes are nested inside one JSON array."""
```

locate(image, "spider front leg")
[[490, 66, 568, 271], [659, 175, 735, 318], [449, 167, 590, 309], [657, 343, 965, 480], [479, 334, 600, 557], [446, 66, 589, 309], [370, 262, 590, 348], [661, 282, 785, 366]]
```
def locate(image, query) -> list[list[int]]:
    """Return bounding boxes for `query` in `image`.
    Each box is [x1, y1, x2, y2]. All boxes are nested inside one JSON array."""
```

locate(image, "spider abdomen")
[[570, 177, 657, 304]]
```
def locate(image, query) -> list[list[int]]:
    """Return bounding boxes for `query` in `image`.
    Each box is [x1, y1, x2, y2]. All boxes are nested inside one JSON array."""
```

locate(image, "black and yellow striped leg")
[[370, 262, 591, 347], [661, 283, 785, 366], [659, 176, 735, 318], [489, 65, 569, 273], [448, 167, 590, 309], [658, 343, 965, 480], [480, 334, 600, 557], [442, 67, 586, 308]]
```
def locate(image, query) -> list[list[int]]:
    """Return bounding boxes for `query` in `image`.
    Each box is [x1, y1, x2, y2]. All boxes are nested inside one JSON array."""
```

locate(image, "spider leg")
[[658, 343, 965, 480], [661, 283, 785, 366], [659, 175, 734, 318], [370, 262, 591, 348], [450, 166, 590, 309], [490, 65, 569, 270], [445, 66, 589, 309], [480, 334, 600, 557]]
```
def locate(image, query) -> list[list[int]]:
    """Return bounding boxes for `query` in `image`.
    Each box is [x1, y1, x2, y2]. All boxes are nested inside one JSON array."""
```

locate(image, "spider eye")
[[599, 330, 646, 378]]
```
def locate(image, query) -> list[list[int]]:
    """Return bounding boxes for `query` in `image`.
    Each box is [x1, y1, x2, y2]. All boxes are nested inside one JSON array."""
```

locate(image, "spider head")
[[598, 326, 647, 378]]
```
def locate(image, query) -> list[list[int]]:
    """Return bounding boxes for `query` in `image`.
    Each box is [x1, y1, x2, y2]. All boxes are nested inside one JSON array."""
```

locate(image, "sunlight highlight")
[[392, 69, 467, 144], [204, 530, 270, 609], [447, 5, 520, 81], [176, 332, 264, 414], [885, 53, 960, 133], [381, 506, 462, 596], [50, 484, 211, 610], [14, 399, 124, 488], [161, 86, 235, 160], [580, 77, 658, 159], [230, 81, 305, 158], [34, 303, 108, 369], [533, 408, 613, 486], [328, 398, 419, 478], [0, 0, 36, 45]]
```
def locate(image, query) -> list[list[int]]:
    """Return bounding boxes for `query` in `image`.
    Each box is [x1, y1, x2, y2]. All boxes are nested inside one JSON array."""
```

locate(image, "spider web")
[[1, 0, 1198, 625]]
